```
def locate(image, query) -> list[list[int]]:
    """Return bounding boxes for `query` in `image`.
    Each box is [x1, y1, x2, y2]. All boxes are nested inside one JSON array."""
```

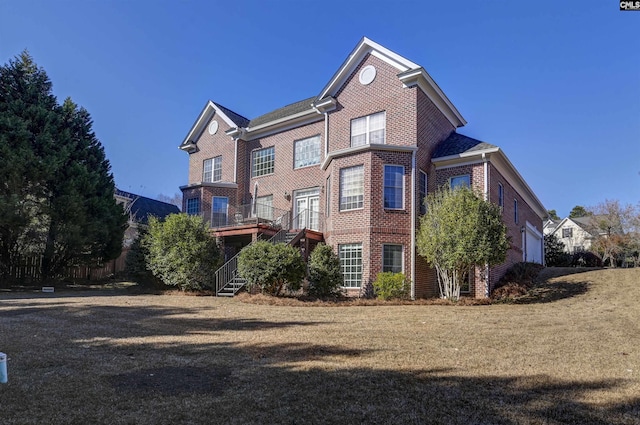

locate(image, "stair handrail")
[[214, 228, 293, 295]]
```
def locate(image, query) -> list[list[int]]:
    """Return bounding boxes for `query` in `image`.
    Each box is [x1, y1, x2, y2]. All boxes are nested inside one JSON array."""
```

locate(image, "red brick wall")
[[487, 163, 543, 293], [242, 120, 325, 213], [328, 53, 417, 152], [188, 114, 237, 185]]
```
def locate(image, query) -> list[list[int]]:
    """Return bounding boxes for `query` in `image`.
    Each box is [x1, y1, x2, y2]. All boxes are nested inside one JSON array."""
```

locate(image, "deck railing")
[[209, 203, 291, 230]]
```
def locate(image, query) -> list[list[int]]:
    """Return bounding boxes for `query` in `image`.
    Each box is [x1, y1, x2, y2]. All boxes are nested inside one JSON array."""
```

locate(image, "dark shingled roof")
[[213, 102, 250, 127], [116, 189, 180, 225], [248, 97, 316, 128], [432, 133, 498, 158]]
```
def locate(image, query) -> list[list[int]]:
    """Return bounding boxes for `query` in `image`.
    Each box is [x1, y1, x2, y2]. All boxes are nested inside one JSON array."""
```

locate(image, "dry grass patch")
[[1, 268, 639, 424]]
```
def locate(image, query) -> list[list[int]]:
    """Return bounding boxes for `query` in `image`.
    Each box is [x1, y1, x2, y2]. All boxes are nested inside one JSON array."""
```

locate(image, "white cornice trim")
[[312, 97, 338, 113], [179, 142, 197, 153], [321, 143, 418, 170], [432, 148, 546, 220], [179, 101, 240, 149], [398, 68, 466, 128], [179, 182, 238, 190]]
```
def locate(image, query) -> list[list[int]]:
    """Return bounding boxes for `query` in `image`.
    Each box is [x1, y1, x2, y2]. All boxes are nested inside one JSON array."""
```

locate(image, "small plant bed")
[[235, 292, 492, 307], [491, 262, 545, 302]]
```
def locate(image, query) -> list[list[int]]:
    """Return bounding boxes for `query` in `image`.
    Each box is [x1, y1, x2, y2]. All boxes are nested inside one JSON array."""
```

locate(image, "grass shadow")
[[515, 280, 590, 304]]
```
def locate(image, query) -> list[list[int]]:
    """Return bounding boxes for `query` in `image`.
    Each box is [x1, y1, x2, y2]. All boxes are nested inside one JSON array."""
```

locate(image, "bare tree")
[[157, 193, 182, 210], [587, 200, 639, 267]]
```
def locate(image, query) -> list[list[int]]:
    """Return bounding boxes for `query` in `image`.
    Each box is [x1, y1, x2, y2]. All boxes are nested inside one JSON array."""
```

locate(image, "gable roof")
[[432, 133, 498, 158], [180, 100, 249, 149], [316, 37, 466, 128], [550, 216, 598, 238], [116, 189, 180, 225]]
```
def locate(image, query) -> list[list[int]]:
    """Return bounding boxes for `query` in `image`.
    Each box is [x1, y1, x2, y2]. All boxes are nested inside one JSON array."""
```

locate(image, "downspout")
[[483, 153, 489, 297], [324, 112, 329, 157], [410, 150, 416, 300], [234, 138, 238, 183]]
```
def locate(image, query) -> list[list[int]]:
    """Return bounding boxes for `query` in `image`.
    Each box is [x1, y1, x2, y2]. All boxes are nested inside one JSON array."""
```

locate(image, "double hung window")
[[350, 111, 385, 147]]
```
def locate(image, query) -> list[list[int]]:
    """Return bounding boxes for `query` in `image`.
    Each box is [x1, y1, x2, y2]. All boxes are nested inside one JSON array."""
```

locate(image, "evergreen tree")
[[569, 205, 590, 218], [0, 51, 126, 280], [547, 209, 560, 221]]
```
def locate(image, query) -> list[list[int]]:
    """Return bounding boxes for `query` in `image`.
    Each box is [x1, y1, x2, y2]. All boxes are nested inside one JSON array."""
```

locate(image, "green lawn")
[[1, 268, 639, 424]]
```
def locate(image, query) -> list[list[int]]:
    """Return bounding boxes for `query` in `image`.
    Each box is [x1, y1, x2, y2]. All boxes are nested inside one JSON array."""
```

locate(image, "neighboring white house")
[[548, 216, 596, 254]]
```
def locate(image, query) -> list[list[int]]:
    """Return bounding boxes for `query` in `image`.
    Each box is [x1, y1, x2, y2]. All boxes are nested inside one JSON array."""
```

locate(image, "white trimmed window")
[[350, 111, 385, 147], [498, 183, 504, 209], [340, 165, 364, 211], [294, 135, 321, 169], [562, 227, 573, 238], [203, 156, 222, 182], [450, 174, 470, 189], [255, 195, 273, 220], [212, 196, 228, 227], [383, 165, 404, 210], [186, 198, 200, 216], [419, 171, 427, 215], [340, 243, 363, 288], [252, 147, 275, 177], [382, 244, 403, 273]]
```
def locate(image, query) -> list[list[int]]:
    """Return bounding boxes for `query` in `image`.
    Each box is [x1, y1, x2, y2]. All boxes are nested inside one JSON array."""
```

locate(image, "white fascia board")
[[399, 68, 466, 128], [317, 37, 419, 101], [549, 217, 570, 236], [179, 182, 238, 190], [180, 101, 239, 147], [179, 142, 197, 153], [312, 97, 338, 113], [245, 109, 323, 141], [321, 143, 417, 170]]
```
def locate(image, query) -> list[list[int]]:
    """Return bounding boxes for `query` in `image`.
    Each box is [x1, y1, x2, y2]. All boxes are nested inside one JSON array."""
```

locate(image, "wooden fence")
[[3, 249, 130, 283]]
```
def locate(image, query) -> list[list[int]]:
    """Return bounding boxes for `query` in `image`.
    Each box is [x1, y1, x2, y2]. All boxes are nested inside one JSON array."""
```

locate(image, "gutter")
[[410, 150, 416, 300]]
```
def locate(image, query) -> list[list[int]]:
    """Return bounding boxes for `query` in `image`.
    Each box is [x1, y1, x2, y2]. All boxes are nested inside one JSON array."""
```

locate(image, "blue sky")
[[1, 0, 638, 217]]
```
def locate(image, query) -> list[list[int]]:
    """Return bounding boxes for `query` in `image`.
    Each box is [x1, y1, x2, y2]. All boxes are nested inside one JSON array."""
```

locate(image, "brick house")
[[179, 37, 546, 298]]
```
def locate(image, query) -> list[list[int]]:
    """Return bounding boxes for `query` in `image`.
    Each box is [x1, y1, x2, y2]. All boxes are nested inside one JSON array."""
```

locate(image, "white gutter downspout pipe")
[[410, 150, 416, 300], [482, 153, 490, 297]]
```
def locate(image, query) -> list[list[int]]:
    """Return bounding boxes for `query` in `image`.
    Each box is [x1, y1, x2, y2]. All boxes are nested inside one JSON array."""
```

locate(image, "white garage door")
[[525, 223, 543, 264]]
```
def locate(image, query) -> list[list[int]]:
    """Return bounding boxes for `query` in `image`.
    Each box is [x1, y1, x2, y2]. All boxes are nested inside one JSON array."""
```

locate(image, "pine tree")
[[0, 51, 127, 281], [0, 51, 58, 278]]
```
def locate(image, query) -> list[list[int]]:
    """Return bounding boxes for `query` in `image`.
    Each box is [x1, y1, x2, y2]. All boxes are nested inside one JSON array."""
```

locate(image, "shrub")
[[545, 234, 572, 266], [373, 272, 410, 300], [308, 243, 344, 298], [491, 282, 528, 301], [142, 214, 222, 291], [125, 230, 165, 289], [492, 262, 544, 297], [237, 241, 306, 296], [571, 251, 603, 267]]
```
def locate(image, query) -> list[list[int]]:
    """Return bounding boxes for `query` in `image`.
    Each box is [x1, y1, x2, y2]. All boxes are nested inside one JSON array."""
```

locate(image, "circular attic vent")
[[208, 120, 219, 135], [359, 65, 376, 85]]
